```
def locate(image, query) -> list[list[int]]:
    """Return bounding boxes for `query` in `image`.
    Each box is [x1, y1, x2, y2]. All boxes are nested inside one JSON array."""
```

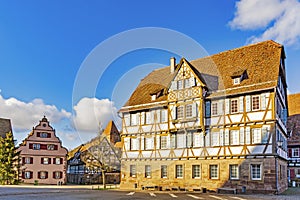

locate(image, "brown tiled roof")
[[0, 118, 12, 138], [123, 40, 283, 108], [288, 93, 300, 116]]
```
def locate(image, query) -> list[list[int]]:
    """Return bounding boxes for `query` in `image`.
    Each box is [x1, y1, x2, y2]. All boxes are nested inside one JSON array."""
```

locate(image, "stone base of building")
[[120, 157, 287, 194]]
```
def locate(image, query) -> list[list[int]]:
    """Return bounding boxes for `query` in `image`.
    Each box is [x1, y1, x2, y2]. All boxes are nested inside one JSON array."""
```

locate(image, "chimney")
[[170, 57, 176, 73]]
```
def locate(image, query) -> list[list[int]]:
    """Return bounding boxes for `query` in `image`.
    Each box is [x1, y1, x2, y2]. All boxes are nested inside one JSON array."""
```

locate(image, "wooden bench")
[[217, 187, 237, 194]]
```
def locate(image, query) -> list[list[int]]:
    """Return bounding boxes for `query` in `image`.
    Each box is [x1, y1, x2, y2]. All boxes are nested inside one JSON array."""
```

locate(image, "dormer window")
[[233, 77, 240, 85], [151, 95, 156, 101]]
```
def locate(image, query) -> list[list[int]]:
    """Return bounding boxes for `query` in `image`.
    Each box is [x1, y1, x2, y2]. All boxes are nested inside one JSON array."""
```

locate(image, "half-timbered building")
[[119, 40, 288, 193], [287, 93, 300, 186]]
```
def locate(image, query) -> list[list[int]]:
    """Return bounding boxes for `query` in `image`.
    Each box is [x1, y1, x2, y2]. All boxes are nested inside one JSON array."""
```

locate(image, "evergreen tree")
[[0, 132, 20, 184]]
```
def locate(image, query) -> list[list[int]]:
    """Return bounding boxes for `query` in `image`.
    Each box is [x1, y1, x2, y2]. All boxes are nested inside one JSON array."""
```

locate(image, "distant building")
[[67, 121, 121, 184], [287, 93, 300, 185], [0, 118, 13, 138], [18, 116, 68, 184], [119, 40, 288, 194]]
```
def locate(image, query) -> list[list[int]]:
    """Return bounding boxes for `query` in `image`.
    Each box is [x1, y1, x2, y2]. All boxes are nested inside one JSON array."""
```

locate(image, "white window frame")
[[145, 165, 151, 178], [185, 104, 193, 118], [211, 102, 218, 116], [292, 148, 299, 157], [231, 99, 238, 114], [230, 130, 239, 145], [161, 165, 167, 178], [211, 131, 219, 146], [251, 164, 262, 180], [175, 165, 183, 178], [144, 136, 154, 150], [55, 157, 61, 165], [192, 165, 201, 179], [25, 157, 31, 164], [252, 128, 261, 144], [210, 165, 219, 179], [43, 157, 49, 165], [177, 106, 184, 119], [229, 164, 239, 180], [233, 77, 240, 85], [161, 109, 167, 123], [130, 165, 136, 177], [160, 136, 167, 149], [25, 171, 31, 179]]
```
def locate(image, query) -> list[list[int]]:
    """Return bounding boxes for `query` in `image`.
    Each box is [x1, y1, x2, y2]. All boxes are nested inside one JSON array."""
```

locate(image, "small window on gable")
[[151, 94, 156, 101], [233, 77, 240, 85], [232, 70, 248, 85]]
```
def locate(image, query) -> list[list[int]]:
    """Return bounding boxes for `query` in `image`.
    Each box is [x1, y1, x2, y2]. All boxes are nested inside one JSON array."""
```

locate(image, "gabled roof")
[[288, 93, 300, 116], [0, 118, 12, 138], [122, 40, 284, 108]]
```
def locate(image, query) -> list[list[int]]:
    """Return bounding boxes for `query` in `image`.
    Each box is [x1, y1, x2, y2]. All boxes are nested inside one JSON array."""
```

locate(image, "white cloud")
[[72, 97, 119, 132], [229, 0, 300, 46], [0, 95, 71, 131]]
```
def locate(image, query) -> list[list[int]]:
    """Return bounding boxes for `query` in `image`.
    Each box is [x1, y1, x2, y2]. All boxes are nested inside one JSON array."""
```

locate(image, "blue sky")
[[1, 0, 300, 149]]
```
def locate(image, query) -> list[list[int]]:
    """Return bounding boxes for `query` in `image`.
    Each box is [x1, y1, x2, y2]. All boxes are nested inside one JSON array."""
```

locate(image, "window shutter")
[[48, 158, 51, 164], [141, 112, 145, 125], [22, 157, 25, 164], [261, 94, 266, 110], [171, 81, 177, 90], [189, 77, 196, 87], [30, 157, 33, 164], [54, 145, 58, 150], [22, 172, 25, 179], [282, 109, 288, 124], [37, 132, 40, 137], [192, 103, 197, 117], [288, 149, 292, 157], [199, 132, 204, 147], [151, 110, 155, 124], [60, 172, 63, 179], [124, 138, 130, 150], [53, 158, 56, 164], [41, 158, 43, 164], [219, 129, 224, 146], [156, 110, 161, 123], [245, 127, 251, 144], [246, 95, 251, 112], [240, 127, 245, 144], [38, 172, 41, 179], [225, 99, 230, 114], [262, 127, 269, 144], [205, 101, 211, 117], [218, 100, 224, 115], [140, 136, 144, 150], [171, 106, 177, 120], [205, 130, 210, 147], [224, 129, 229, 145], [30, 172, 33, 179], [53, 172, 56, 179], [239, 96, 244, 112], [60, 158, 63, 164], [156, 135, 160, 149], [124, 114, 130, 126], [45, 172, 48, 179], [29, 143, 33, 149], [47, 133, 51, 138]]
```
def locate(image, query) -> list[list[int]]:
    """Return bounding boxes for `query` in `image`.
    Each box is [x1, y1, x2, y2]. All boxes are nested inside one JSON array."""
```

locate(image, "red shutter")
[[30, 157, 33, 164], [30, 172, 33, 179], [289, 149, 292, 157], [53, 172, 56, 178], [37, 132, 40, 137], [29, 143, 33, 149], [47, 133, 51, 138], [60, 172, 63, 179], [41, 158, 43, 164], [48, 158, 51, 164], [54, 145, 58, 150], [45, 172, 48, 179], [38, 172, 41, 179], [53, 158, 56, 164], [291, 169, 296, 179], [60, 158, 63, 164], [41, 144, 47, 150], [22, 172, 25, 179], [22, 157, 25, 164]]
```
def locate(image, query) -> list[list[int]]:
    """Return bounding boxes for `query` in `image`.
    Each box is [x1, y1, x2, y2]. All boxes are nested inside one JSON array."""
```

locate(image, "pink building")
[[19, 116, 68, 184]]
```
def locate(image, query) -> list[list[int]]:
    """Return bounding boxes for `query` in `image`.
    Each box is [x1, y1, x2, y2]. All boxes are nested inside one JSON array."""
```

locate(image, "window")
[[177, 80, 183, 90], [212, 102, 218, 116], [24, 171, 32, 179], [145, 165, 151, 178], [192, 165, 201, 179], [292, 148, 299, 157], [230, 165, 239, 180], [33, 144, 40, 150], [252, 96, 260, 111], [130, 165, 136, 177], [177, 106, 184, 119], [145, 136, 154, 150], [53, 171, 62, 179], [130, 137, 139, 150], [185, 104, 193, 118], [252, 128, 261, 144], [47, 144, 55, 150], [161, 165, 167, 178], [40, 132, 49, 138], [176, 133, 186, 148], [130, 113, 137, 126], [42, 157, 50, 165], [38, 171, 48, 179], [176, 165, 183, 178], [231, 99, 238, 113], [24, 157, 33, 164], [54, 157, 62, 165], [194, 132, 204, 147], [184, 79, 190, 88], [230, 130, 239, 145], [210, 165, 218, 179], [251, 164, 262, 180], [233, 77, 240, 85], [160, 136, 167, 149], [187, 132, 193, 148], [170, 134, 176, 148]]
